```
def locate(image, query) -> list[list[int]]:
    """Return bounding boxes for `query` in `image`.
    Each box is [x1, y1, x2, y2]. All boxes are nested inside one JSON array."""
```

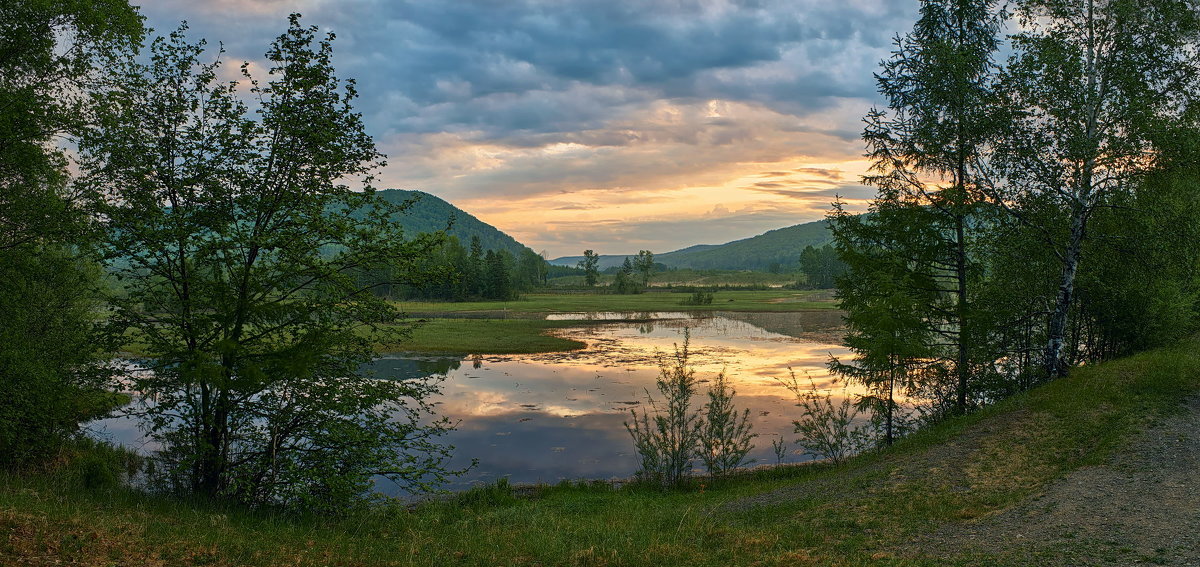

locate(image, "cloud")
[[133, 0, 919, 255]]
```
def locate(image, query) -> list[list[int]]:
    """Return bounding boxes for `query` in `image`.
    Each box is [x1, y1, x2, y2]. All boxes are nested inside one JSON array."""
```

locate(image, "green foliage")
[[579, 249, 600, 286], [1073, 164, 1200, 359], [697, 371, 755, 476], [633, 250, 655, 287], [0, 0, 141, 467], [846, 0, 1004, 422], [625, 337, 701, 487], [78, 17, 459, 511], [0, 249, 109, 466], [365, 224, 548, 301], [830, 198, 953, 439], [777, 372, 872, 464], [679, 290, 714, 306], [796, 244, 846, 289], [835, 0, 1200, 441], [626, 337, 758, 485], [991, 0, 1200, 377], [611, 256, 641, 294]]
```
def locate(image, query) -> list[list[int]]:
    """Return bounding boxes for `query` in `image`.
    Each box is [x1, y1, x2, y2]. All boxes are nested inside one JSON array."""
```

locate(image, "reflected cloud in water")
[[374, 311, 852, 491], [90, 311, 853, 493]]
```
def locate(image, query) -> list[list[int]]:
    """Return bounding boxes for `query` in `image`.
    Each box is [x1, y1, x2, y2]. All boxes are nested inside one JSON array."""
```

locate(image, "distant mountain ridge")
[[548, 219, 833, 271], [375, 189, 535, 256]]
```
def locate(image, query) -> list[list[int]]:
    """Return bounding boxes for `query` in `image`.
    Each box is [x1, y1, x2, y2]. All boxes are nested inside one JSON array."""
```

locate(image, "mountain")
[[548, 219, 833, 271], [374, 189, 535, 256], [657, 219, 833, 270]]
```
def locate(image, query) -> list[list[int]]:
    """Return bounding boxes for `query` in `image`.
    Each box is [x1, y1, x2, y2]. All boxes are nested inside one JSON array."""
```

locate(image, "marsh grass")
[[377, 318, 586, 354], [396, 290, 835, 314]]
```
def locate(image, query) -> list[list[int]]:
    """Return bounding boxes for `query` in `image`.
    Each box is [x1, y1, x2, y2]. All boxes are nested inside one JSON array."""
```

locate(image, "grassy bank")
[[549, 269, 803, 288], [5, 338, 1199, 565], [379, 318, 586, 354], [119, 290, 832, 357], [398, 289, 835, 315]]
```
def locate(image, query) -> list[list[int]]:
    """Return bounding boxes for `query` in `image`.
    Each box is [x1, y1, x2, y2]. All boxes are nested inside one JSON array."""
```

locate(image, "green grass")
[[549, 269, 803, 288], [379, 318, 585, 354], [398, 290, 835, 315], [6, 338, 1199, 566], [117, 290, 833, 357]]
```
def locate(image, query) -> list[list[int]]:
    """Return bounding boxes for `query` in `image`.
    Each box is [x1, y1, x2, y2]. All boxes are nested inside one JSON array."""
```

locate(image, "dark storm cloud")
[[139, 0, 918, 139]]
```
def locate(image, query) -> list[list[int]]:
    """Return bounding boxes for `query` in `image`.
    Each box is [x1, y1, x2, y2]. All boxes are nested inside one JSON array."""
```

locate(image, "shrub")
[[697, 371, 755, 476], [625, 336, 701, 487], [778, 370, 872, 464]]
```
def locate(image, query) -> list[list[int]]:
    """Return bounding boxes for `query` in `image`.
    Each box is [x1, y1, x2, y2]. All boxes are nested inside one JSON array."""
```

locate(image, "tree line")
[[832, 0, 1200, 442], [370, 234, 548, 301]]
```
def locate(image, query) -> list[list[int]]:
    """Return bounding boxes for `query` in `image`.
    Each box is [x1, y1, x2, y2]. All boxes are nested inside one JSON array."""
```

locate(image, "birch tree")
[[987, 0, 1200, 378]]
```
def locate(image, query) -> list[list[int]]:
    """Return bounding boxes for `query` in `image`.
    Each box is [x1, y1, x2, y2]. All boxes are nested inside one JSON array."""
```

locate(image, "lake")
[[89, 310, 851, 493], [373, 310, 849, 492]]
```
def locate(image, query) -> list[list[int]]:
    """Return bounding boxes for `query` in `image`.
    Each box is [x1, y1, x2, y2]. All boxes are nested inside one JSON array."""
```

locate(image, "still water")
[[373, 310, 850, 492], [88, 310, 850, 493]]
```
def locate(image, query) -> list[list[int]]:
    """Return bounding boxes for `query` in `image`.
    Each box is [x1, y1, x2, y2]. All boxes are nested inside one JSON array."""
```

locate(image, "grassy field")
[[116, 290, 834, 356], [6, 338, 1198, 565], [379, 318, 586, 354], [398, 289, 835, 315], [549, 269, 803, 288]]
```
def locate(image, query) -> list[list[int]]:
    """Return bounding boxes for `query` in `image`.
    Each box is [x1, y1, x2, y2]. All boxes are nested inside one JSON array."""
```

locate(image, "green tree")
[[988, 0, 1200, 378], [798, 244, 846, 289], [0, 0, 142, 466], [856, 0, 1004, 414], [697, 371, 755, 477], [579, 249, 600, 287], [634, 250, 655, 287], [516, 248, 548, 289], [79, 18, 458, 510], [625, 337, 701, 487], [830, 199, 943, 442], [483, 249, 516, 300], [466, 235, 485, 297], [613, 256, 639, 294]]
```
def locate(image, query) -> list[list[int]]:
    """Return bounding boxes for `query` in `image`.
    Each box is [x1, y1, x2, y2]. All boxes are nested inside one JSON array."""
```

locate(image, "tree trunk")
[[1044, 204, 1086, 379]]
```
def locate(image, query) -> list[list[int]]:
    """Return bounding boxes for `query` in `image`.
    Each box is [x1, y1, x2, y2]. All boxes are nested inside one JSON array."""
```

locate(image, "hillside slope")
[[3, 339, 1197, 566], [375, 189, 535, 256], [657, 218, 832, 270], [549, 219, 833, 271]]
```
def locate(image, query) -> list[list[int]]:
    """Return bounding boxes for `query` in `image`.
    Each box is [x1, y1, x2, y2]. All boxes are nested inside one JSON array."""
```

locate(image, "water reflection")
[[89, 311, 853, 494], [375, 311, 852, 492]]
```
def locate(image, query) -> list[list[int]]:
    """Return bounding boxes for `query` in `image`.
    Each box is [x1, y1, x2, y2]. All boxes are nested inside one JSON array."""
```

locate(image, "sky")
[[136, 0, 920, 257]]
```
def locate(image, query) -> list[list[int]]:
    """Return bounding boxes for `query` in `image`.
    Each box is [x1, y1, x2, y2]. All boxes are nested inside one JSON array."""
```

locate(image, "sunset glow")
[[140, 0, 920, 255]]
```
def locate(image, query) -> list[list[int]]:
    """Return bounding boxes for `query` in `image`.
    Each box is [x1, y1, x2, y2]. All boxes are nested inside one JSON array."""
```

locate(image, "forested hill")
[[548, 219, 833, 271], [657, 219, 832, 270], [374, 189, 535, 256]]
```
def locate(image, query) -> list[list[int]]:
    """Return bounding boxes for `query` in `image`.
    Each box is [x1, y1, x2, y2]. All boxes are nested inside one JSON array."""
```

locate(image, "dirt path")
[[916, 398, 1200, 566]]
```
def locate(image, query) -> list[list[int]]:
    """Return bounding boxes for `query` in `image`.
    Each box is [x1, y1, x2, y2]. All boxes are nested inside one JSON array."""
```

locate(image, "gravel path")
[[915, 398, 1200, 566]]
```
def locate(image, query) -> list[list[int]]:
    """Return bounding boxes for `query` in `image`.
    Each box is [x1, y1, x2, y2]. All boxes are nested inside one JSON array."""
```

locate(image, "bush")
[[698, 371, 755, 476], [778, 370, 872, 464], [625, 337, 701, 487], [626, 335, 759, 486], [679, 290, 714, 305]]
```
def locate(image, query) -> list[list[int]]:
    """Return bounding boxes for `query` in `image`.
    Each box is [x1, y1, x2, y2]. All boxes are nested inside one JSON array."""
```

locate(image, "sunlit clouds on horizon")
[[137, 0, 920, 256]]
